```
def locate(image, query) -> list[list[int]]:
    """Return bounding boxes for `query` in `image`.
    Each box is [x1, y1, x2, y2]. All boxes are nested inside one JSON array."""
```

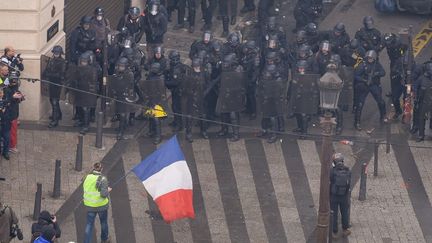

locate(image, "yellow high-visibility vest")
[[83, 174, 109, 208]]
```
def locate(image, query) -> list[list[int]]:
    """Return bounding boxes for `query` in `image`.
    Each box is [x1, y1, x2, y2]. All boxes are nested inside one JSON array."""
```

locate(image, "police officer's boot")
[[257, 118, 269, 137], [221, 17, 229, 37], [229, 112, 240, 142], [117, 114, 127, 140], [293, 114, 303, 133], [200, 120, 209, 139], [146, 119, 155, 137], [80, 108, 90, 134], [354, 106, 362, 131], [335, 109, 343, 135], [277, 116, 285, 132], [153, 118, 162, 145], [217, 113, 229, 137], [300, 115, 308, 139], [185, 117, 193, 143], [267, 117, 278, 144], [129, 112, 135, 126], [48, 100, 60, 128]]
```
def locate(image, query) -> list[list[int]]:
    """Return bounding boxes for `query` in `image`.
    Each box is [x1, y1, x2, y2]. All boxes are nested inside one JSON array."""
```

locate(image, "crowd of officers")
[[41, 2, 432, 144]]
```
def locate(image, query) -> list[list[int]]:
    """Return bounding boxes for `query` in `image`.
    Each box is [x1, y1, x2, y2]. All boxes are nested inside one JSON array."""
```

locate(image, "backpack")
[[331, 168, 350, 196]]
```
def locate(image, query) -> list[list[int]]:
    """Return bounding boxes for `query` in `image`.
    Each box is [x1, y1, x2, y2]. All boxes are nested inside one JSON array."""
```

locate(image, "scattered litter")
[[340, 140, 354, 146], [366, 128, 375, 134]]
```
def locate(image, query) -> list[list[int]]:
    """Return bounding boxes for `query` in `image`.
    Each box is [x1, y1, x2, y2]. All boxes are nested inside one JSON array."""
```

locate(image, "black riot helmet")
[[222, 53, 237, 69], [120, 26, 129, 37], [9, 71, 20, 85], [296, 60, 308, 74], [51, 45, 64, 56], [319, 40, 331, 54], [267, 34, 279, 49], [243, 40, 257, 54], [203, 30, 212, 44], [148, 0, 161, 16], [263, 64, 277, 79], [83, 51, 96, 65], [265, 51, 278, 65], [425, 63, 432, 77], [349, 38, 360, 49], [149, 62, 162, 75], [80, 16, 92, 30], [328, 54, 341, 71], [211, 41, 222, 53], [267, 16, 277, 31], [383, 33, 398, 47], [154, 46, 164, 58], [192, 58, 202, 72], [168, 50, 181, 65], [305, 23, 318, 35], [365, 50, 377, 63], [94, 7, 104, 17], [332, 153, 344, 166], [296, 30, 307, 45], [128, 7, 141, 19], [122, 48, 135, 59], [78, 52, 91, 66], [227, 32, 241, 47], [297, 44, 312, 59], [116, 57, 129, 72], [107, 31, 120, 46], [333, 22, 345, 35], [363, 16, 374, 30]]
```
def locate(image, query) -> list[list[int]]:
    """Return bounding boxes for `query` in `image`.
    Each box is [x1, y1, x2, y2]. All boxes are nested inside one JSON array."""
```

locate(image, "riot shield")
[[215, 70, 246, 113], [181, 69, 205, 116], [72, 65, 99, 108], [288, 73, 320, 115], [258, 77, 287, 117], [138, 76, 169, 113], [108, 70, 138, 113], [339, 66, 354, 110], [65, 63, 78, 105]]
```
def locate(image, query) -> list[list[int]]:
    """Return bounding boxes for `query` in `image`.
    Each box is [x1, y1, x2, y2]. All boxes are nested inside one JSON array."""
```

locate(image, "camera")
[[10, 224, 24, 240]]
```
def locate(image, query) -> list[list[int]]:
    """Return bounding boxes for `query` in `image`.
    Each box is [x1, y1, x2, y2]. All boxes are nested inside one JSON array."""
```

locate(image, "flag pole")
[[110, 169, 134, 188]]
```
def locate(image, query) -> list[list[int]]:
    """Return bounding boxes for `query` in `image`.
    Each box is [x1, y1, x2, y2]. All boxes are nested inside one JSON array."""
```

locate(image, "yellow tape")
[[412, 21, 432, 57]]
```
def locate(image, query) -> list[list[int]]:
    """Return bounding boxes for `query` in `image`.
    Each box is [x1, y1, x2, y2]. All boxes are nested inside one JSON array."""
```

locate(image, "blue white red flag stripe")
[[132, 135, 195, 223]]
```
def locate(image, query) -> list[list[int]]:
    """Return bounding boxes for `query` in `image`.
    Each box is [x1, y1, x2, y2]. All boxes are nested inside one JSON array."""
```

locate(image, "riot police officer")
[[340, 38, 365, 68], [181, 58, 209, 142], [91, 7, 111, 65], [173, 0, 196, 33], [262, 34, 292, 79], [355, 16, 382, 53], [262, 16, 287, 49], [165, 50, 187, 131], [293, 0, 322, 32], [414, 63, 432, 142], [295, 44, 319, 74], [323, 22, 350, 55], [241, 40, 260, 120], [216, 53, 245, 142], [383, 33, 408, 67], [110, 58, 137, 140], [222, 32, 243, 58], [70, 16, 96, 64], [201, 0, 217, 31], [43, 46, 67, 128], [146, 46, 168, 73], [258, 64, 286, 143], [117, 7, 146, 44], [353, 50, 387, 130], [304, 22, 321, 53], [315, 40, 333, 76], [190, 31, 214, 60], [143, 0, 168, 54], [219, 0, 238, 37], [107, 31, 122, 75], [206, 40, 224, 121]]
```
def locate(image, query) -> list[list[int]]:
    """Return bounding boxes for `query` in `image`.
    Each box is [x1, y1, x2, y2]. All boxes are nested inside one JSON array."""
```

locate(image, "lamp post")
[[316, 69, 343, 242]]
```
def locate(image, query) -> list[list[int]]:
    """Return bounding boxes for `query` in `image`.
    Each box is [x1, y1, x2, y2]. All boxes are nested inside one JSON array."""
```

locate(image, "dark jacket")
[[31, 211, 61, 242], [142, 9, 168, 44], [4, 85, 22, 121]]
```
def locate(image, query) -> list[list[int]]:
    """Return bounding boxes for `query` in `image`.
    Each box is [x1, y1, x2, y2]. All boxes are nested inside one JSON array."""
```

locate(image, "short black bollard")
[[358, 163, 367, 201], [95, 111, 103, 149], [373, 142, 379, 177], [33, 183, 42, 220], [328, 210, 334, 243], [75, 135, 83, 172], [52, 159, 61, 198]]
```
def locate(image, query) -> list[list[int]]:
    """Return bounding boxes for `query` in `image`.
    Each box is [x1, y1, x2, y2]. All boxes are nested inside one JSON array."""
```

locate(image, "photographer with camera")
[[5, 71, 24, 154], [1, 46, 24, 74], [30, 211, 61, 243], [0, 200, 23, 243]]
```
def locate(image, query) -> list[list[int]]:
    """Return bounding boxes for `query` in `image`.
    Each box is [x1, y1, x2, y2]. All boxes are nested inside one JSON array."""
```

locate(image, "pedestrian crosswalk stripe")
[[298, 139, 322, 208], [192, 139, 230, 243]]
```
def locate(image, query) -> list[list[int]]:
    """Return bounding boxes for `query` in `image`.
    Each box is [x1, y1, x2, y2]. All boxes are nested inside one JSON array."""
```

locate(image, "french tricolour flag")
[[132, 135, 195, 223]]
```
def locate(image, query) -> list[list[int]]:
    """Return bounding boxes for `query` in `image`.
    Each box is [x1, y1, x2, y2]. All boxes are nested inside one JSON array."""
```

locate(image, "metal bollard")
[[328, 210, 334, 243], [358, 163, 367, 201], [373, 142, 379, 177], [95, 111, 103, 149], [52, 159, 61, 198], [33, 183, 42, 220], [75, 135, 83, 172]]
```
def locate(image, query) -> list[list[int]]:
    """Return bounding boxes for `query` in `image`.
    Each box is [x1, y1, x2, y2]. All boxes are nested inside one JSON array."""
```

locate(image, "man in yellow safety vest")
[[82, 162, 112, 243]]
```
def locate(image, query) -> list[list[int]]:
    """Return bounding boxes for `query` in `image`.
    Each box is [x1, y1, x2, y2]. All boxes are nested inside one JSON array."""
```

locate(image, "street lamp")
[[316, 70, 343, 242]]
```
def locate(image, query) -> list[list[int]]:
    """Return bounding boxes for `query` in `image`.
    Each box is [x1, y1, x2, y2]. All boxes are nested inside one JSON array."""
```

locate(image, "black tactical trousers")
[[246, 83, 256, 115], [390, 80, 405, 115], [49, 98, 62, 122], [205, 88, 218, 120], [354, 82, 386, 120], [178, 0, 196, 26], [201, 0, 217, 26], [294, 113, 309, 133], [219, 0, 238, 17], [330, 195, 350, 233]]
